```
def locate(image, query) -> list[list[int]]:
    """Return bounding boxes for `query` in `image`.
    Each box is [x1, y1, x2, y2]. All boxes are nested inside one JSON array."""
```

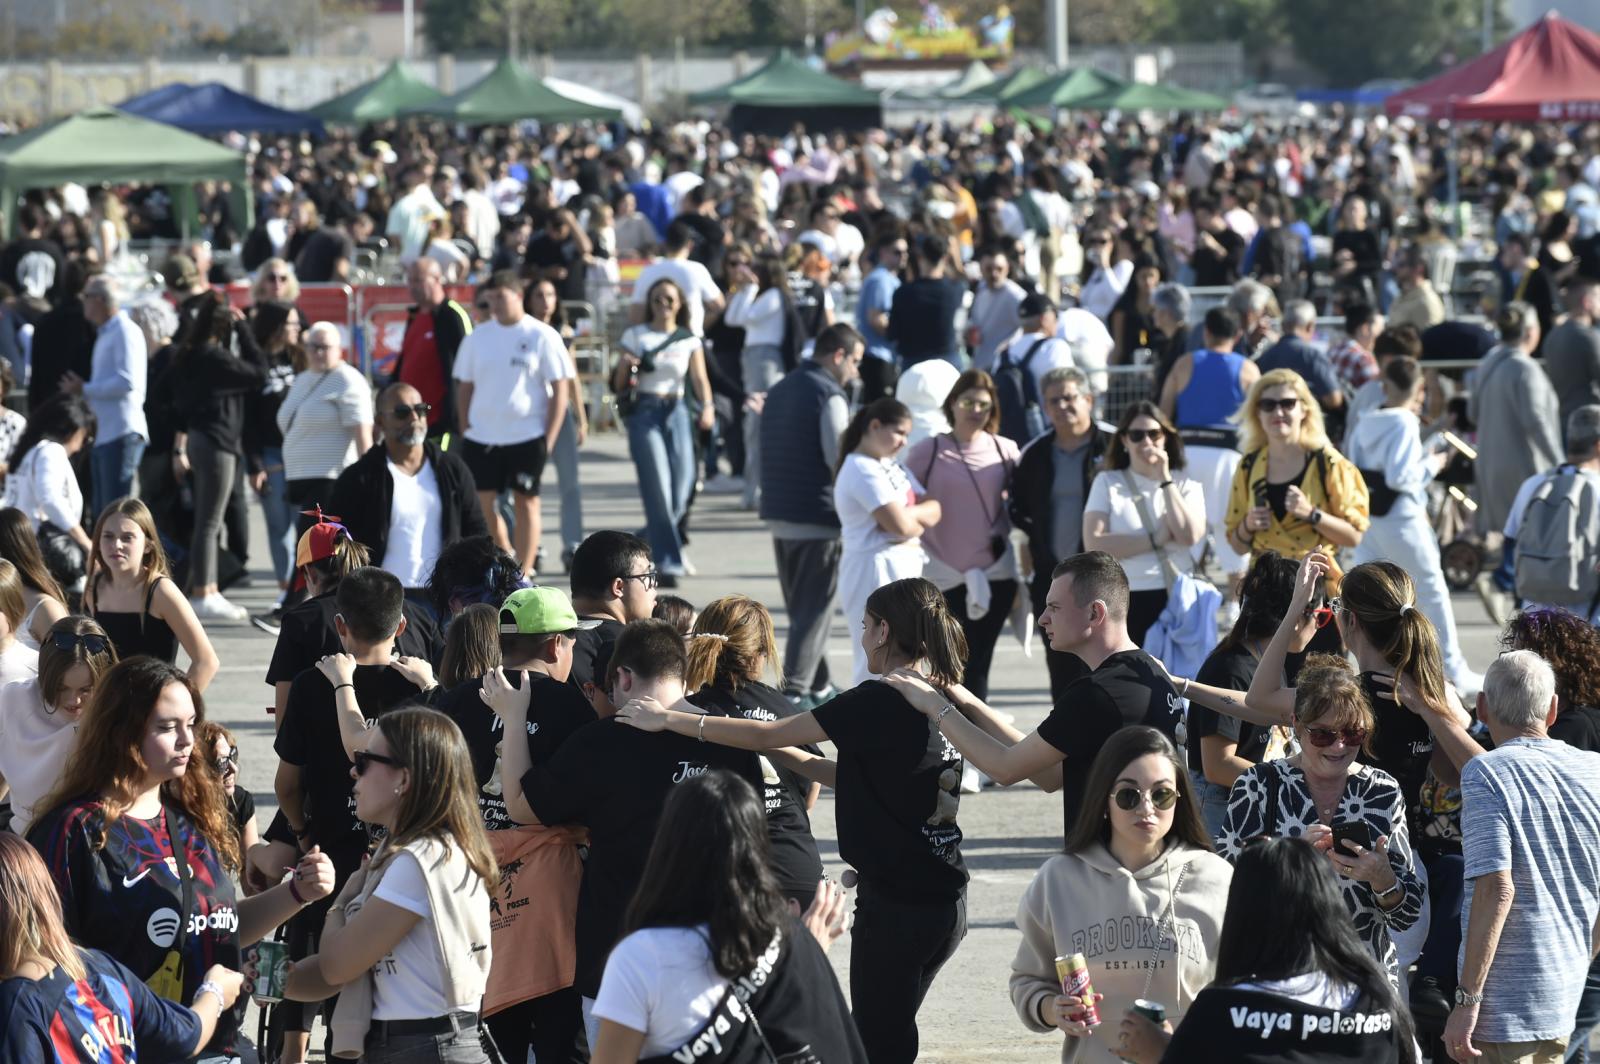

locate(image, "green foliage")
[[1282, 0, 1476, 83]]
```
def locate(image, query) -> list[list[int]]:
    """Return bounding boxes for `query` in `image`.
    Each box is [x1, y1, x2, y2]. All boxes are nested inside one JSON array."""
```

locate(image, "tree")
[[1283, 0, 1476, 84]]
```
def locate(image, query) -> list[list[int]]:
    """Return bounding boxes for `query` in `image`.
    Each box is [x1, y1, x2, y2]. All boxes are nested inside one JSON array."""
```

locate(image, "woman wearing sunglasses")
[[199, 720, 260, 862], [1224, 369, 1369, 600], [1220, 653, 1424, 987], [29, 657, 335, 1064], [1010, 727, 1231, 1064], [1082, 401, 1206, 647], [285, 707, 496, 1063], [901, 369, 1022, 700], [0, 616, 116, 836]]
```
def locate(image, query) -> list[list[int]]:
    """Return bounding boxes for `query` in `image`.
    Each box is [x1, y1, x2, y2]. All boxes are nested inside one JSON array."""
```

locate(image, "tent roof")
[[543, 76, 643, 127], [309, 62, 443, 124], [1385, 12, 1600, 121], [119, 81, 326, 136], [405, 57, 621, 124], [953, 65, 1049, 103], [1073, 79, 1228, 112], [689, 50, 881, 108], [1009, 66, 1126, 108], [936, 60, 997, 98]]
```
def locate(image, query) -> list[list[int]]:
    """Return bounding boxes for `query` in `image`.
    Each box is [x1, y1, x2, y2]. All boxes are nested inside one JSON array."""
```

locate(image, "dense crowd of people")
[[2, 104, 1600, 1064]]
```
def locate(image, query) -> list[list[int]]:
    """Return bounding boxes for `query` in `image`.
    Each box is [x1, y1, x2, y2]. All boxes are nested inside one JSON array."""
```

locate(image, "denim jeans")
[[552, 407, 584, 553], [91, 432, 146, 518], [1565, 952, 1600, 1061], [1191, 769, 1232, 842], [362, 1017, 488, 1064], [625, 394, 694, 575], [259, 445, 295, 584]]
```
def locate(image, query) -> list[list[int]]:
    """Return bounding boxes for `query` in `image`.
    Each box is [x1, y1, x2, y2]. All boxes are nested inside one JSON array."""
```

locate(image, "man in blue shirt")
[[1257, 299, 1344, 414], [856, 230, 905, 400], [64, 276, 147, 517]]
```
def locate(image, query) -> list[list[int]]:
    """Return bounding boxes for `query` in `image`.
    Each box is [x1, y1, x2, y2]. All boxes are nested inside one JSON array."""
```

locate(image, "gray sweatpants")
[[773, 536, 841, 696]]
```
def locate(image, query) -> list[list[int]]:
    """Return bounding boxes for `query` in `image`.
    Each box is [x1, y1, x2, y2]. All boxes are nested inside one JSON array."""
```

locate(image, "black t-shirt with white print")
[[809, 681, 967, 900], [1186, 644, 1271, 774], [521, 715, 766, 997], [689, 682, 824, 896], [436, 670, 597, 831]]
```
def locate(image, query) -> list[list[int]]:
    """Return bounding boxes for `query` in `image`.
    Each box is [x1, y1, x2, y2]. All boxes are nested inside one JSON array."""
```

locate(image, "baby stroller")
[[1429, 396, 1485, 591]]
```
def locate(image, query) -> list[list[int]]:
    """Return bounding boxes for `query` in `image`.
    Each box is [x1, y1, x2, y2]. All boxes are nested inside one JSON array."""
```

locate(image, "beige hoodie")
[[1010, 841, 1233, 1063]]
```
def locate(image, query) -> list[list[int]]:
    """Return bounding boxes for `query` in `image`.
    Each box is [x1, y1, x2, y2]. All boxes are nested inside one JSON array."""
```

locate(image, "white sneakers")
[[190, 594, 249, 622]]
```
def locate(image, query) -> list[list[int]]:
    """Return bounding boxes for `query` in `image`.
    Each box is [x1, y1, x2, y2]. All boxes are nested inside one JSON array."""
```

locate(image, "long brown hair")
[[0, 558, 26, 635], [372, 708, 496, 891], [85, 498, 172, 609], [684, 595, 781, 692], [940, 369, 1001, 435], [1064, 727, 1211, 855], [0, 833, 86, 981], [0, 508, 66, 606], [38, 615, 117, 707], [1104, 400, 1188, 472], [37, 657, 237, 870], [834, 397, 911, 481], [865, 578, 967, 688], [1338, 561, 1450, 718], [439, 603, 502, 688]]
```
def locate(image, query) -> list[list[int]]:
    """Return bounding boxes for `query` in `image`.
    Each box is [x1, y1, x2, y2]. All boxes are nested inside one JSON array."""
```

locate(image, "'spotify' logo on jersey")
[[147, 907, 181, 948]]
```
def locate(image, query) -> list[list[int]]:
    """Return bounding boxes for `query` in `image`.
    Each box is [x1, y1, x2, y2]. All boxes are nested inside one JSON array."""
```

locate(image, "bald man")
[[392, 257, 473, 439], [329, 381, 487, 595]]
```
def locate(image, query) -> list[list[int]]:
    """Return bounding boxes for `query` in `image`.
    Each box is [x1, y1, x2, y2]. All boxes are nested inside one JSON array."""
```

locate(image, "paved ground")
[[207, 431, 1514, 1063]]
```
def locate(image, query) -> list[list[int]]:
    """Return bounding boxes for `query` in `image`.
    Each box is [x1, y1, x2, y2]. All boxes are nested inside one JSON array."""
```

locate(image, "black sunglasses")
[[389, 402, 432, 420], [51, 631, 111, 656], [621, 568, 659, 591], [475, 301, 491, 311], [1258, 397, 1301, 414], [1305, 725, 1368, 749], [354, 750, 403, 776], [214, 746, 239, 773], [1122, 428, 1164, 444], [1111, 785, 1179, 811]]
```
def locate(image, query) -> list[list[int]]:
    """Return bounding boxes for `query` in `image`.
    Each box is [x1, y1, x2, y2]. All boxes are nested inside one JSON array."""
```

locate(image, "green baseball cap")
[[499, 586, 600, 636]]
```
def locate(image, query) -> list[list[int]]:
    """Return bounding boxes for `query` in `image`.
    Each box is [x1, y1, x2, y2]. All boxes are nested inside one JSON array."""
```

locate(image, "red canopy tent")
[[1385, 11, 1600, 122]]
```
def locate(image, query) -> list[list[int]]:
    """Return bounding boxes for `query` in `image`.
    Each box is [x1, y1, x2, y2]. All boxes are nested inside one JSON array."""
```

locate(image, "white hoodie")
[[1343, 405, 1434, 513], [1011, 841, 1233, 1063]]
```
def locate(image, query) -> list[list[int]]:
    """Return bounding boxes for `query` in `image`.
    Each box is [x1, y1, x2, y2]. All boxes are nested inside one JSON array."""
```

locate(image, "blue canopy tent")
[[118, 81, 326, 137]]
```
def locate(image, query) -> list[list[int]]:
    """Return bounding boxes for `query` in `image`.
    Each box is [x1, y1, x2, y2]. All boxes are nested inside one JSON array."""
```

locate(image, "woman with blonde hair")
[[684, 594, 824, 906], [0, 831, 246, 1062], [29, 657, 335, 1062], [84, 497, 219, 689], [1224, 368, 1369, 591], [286, 706, 497, 1063], [251, 255, 302, 308], [0, 507, 68, 648]]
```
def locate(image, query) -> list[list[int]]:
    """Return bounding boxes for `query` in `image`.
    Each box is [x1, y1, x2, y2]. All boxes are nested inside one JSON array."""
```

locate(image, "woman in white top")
[[4, 395, 94, 597], [613, 279, 715, 584], [276, 321, 374, 534], [287, 707, 496, 1064], [832, 397, 942, 684], [1083, 401, 1206, 646], [723, 253, 792, 511], [0, 561, 39, 688], [0, 615, 115, 836], [901, 369, 1022, 700], [1342, 357, 1478, 692], [1078, 226, 1134, 322]]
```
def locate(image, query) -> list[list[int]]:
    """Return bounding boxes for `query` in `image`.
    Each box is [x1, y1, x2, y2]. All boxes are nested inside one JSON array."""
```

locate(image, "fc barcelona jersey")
[[0, 948, 201, 1063]]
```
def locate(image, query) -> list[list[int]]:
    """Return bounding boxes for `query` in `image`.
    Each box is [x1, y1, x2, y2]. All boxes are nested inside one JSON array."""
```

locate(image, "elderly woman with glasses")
[[277, 321, 374, 547]]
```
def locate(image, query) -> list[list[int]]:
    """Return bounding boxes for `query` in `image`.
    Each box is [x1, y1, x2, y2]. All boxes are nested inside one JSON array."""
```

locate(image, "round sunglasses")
[[1111, 784, 1179, 811]]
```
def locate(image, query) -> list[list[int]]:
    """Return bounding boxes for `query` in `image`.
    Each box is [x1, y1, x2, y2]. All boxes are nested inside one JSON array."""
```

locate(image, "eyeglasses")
[[1087, 238, 1111, 247], [1123, 427, 1164, 444], [50, 631, 111, 656], [265, 273, 291, 283], [354, 750, 403, 775], [621, 568, 659, 591], [652, 296, 680, 307], [1305, 602, 1336, 629], [476, 301, 490, 311], [214, 746, 239, 773], [389, 402, 432, 421], [307, 342, 337, 352], [956, 397, 993, 412], [1111, 785, 1179, 811], [1304, 725, 1369, 748], [1258, 397, 1301, 415]]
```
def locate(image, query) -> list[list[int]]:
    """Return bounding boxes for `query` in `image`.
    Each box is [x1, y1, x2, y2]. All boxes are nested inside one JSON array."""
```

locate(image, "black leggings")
[[943, 578, 1017, 701], [484, 986, 586, 1064], [848, 886, 966, 1064]]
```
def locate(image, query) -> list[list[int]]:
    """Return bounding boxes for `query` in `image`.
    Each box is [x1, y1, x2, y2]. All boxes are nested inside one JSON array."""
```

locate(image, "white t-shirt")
[[630, 259, 724, 336], [380, 459, 445, 588], [592, 925, 727, 1057], [834, 453, 924, 556], [621, 325, 700, 396], [1056, 308, 1115, 390], [275, 364, 375, 482], [1084, 469, 1206, 592], [369, 850, 486, 1021], [0, 677, 71, 836], [999, 330, 1078, 396], [452, 316, 573, 445]]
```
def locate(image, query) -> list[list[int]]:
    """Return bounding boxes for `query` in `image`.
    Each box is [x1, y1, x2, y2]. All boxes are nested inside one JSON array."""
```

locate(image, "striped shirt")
[[275, 363, 373, 481]]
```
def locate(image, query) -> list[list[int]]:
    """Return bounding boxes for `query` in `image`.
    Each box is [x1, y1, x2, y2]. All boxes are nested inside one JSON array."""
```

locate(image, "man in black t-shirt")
[[887, 551, 1181, 839], [482, 619, 764, 1041], [567, 531, 658, 701]]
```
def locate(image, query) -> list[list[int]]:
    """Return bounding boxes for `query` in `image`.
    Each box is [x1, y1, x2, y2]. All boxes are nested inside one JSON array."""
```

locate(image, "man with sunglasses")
[[329, 382, 487, 601], [566, 531, 658, 702], [391, 257, 472, 438]]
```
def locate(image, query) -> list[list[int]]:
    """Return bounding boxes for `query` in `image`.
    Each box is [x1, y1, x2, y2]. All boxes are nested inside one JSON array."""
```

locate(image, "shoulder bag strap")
[[1121, 470, 1186, 591], [1138, 860, 1191, 1002], [162, 805, 195, 961]]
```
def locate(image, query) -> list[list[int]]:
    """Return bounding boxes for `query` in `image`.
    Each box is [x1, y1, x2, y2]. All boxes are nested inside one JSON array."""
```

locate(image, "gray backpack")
[[1513, 466, 1600, 606]]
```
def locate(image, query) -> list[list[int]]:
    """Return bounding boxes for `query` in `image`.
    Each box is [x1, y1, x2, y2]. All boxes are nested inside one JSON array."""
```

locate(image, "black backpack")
[[995, 336, 1051, 443], [1256, 225, 1306, 305]]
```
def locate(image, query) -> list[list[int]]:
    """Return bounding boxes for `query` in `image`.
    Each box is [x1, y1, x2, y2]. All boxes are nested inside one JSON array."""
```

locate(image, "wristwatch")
[[1454, 986, 1485, 1007], [1309, 507, 1324, 526]]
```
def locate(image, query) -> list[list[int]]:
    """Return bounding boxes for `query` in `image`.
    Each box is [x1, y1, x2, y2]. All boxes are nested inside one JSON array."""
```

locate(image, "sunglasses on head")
[[1258, 397, 1301, 414], [1304, 725, 1369, 748], [51, 631, 111, 656], [1123, 427, 1164, 444], [390, 402, 432, 420], [1111, 785, 1179, 811], [353, 750, 403, 776]]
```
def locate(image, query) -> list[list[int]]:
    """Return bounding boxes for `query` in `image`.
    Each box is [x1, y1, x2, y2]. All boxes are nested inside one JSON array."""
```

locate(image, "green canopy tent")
[[689, 50, 882, 133], [1074, 80, 1228, 112], [404, 57, 621, 124], [936, 60, 997, 98], [0, 107, 250, 240], [310, 62, 444, 125], [1009, 66, 1126, 109], [953, 65, 1049, 104]]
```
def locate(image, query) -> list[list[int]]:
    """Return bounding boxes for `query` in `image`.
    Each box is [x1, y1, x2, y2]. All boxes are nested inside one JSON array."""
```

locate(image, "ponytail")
[[1340, 561, 1450, 715], [865, 578, 968, 688], [834, 397, 911, 482], [684, 595, 782, 693]]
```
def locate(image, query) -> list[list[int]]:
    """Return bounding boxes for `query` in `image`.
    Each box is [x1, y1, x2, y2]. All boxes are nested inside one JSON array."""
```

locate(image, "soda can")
[[1132, 999, 1166, 1025], [1054, 953, 1101, 1027], [250, 939, 291, 1003]]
